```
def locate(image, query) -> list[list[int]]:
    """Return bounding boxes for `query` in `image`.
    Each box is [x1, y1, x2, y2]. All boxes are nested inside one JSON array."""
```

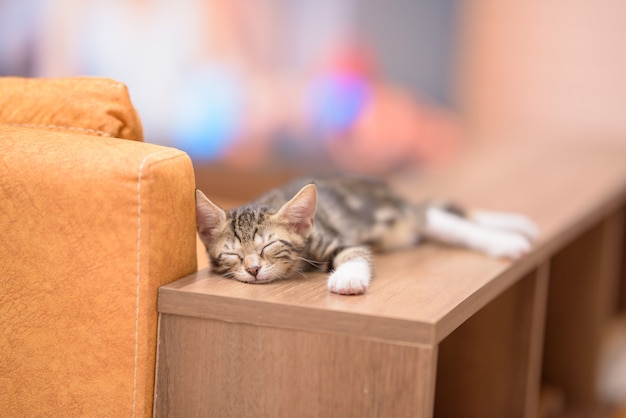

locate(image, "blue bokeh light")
[[172, 66, 244, 161], [308, 72, 371, 136]]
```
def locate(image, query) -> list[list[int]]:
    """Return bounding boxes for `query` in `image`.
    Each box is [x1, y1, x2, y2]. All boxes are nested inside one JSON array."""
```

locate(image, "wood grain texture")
[[155, 314, 437, 418]]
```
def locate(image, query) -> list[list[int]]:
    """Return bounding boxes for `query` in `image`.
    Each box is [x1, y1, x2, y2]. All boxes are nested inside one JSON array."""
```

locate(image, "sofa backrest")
[[0, 76, 144, 141]]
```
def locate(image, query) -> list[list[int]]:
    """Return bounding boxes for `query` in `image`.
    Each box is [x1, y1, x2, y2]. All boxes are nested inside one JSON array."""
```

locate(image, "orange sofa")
[[0, 77, 197, 416]]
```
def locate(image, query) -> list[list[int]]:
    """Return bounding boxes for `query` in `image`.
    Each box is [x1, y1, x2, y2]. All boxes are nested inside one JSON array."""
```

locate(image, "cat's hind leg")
[[424, 207, 533, 259], [327, 246, 373, 295], [470, 210, 540, 240]]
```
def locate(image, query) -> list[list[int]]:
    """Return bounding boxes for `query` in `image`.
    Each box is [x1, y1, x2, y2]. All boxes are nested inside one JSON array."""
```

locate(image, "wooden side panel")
[[542, 210, 624, 407], [155, 315, 438, 418], [435, 266, 549, 418]]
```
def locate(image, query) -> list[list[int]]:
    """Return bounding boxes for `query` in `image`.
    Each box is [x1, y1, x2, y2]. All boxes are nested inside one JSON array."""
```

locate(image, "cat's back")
[[255, 176, 394, 210], [253, 176, 422, 253], [256, 176, 409, 228]]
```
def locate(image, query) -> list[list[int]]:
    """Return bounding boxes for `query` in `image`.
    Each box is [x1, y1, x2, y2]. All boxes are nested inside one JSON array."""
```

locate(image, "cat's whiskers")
[[266, 269, 286, 282], [294, 269, 307, 279], [296, 256, 326, 269], [220, 271, 237, 280]]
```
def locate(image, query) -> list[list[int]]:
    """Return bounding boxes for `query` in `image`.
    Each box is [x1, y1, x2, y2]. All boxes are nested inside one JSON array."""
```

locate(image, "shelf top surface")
[[160, 138, 626, 345]]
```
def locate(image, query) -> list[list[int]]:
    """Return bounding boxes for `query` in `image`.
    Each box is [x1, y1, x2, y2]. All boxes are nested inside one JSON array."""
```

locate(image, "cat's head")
[[195, 184, 317, 283]]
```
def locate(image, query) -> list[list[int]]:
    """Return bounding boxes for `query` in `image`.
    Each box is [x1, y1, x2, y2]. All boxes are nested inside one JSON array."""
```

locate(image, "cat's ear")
[[196, 189, 227, 243], [275, 183, 317, 237]]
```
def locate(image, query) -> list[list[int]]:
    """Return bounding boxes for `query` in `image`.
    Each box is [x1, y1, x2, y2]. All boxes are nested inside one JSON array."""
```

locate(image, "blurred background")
[[3, 0, 625, 194], [2, 0, 626, 414], [1, 0, 461, 188], [2, 1, 626, 187]]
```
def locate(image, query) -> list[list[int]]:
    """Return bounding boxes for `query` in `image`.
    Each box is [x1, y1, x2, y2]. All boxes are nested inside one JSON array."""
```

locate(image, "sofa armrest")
[[0, 126, 196, 417]]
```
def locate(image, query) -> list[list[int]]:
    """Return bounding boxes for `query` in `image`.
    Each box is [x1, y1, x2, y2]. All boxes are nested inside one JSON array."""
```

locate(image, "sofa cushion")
[[0, 76, 143, 141]]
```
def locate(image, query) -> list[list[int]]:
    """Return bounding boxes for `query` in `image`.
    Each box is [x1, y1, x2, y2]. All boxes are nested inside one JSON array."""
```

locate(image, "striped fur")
[[196, 176, 538, 295]]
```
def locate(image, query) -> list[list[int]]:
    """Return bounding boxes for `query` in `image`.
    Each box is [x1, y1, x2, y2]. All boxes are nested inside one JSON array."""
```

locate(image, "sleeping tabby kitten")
[[196, 177, 538, 295]]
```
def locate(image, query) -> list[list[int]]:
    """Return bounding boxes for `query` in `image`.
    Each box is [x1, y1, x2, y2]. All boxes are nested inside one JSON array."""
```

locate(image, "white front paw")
[[327, 259, 371, 295], [480, 231, 531, 259]]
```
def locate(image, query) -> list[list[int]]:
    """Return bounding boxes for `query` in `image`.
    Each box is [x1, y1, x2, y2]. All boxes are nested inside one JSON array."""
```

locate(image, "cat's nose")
[[246, 265, 260, 277]]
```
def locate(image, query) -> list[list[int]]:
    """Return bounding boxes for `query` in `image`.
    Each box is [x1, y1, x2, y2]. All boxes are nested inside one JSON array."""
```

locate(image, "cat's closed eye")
[[262, 241, 294, 259], [217, 252, 243, 266], [260, 241, 279, 256]]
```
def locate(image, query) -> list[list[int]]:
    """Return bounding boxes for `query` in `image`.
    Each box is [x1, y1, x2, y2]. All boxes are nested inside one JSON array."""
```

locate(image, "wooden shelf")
[[155, 138, 626, 417]]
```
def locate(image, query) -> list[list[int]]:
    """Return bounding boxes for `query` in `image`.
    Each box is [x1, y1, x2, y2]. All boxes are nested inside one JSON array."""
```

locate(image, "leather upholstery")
[[0, 77, 197, 417]]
